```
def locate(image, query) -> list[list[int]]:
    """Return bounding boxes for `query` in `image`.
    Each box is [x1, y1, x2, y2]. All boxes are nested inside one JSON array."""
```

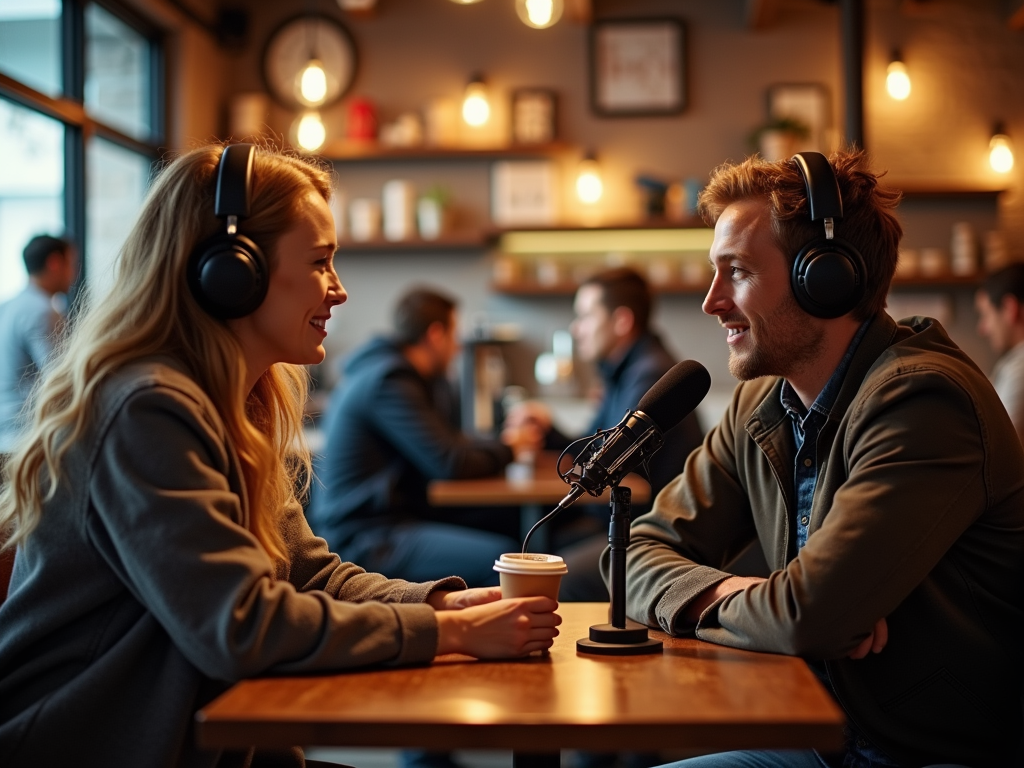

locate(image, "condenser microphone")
[[555, 359, 711, 509]]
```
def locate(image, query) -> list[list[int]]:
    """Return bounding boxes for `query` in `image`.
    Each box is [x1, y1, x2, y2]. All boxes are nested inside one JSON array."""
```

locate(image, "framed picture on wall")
[[590, 18, 686, 117], [512, 88, 558, 145], [767, 83, 831, 153]]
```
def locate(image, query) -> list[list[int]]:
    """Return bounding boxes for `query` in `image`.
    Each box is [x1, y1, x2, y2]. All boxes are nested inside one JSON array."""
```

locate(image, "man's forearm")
[[682, 575, 767, 623]]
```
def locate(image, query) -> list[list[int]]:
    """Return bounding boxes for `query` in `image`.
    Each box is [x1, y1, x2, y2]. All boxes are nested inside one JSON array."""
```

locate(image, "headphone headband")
[[792, 151, 843, 224], [214, 143, 255, 219]]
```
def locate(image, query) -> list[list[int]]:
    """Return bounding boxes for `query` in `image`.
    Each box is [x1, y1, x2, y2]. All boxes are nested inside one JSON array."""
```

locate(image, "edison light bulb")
[[886, 60, 911, 101], [990, 133, 1014, 173], [516, 0, 563, 28], [576, 158, 603, 204], [462, 80, 490, 127], [297, 59, 328, 106], [296, 111, 326, 152]]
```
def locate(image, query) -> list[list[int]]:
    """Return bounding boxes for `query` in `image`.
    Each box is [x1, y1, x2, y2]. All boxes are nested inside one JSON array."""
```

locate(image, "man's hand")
[[848, 617, 888, 659], [427, 587, 502, 611], [503, 401, 553, 432], [435, 596, 562, 658], [683, 576, 767, 623]]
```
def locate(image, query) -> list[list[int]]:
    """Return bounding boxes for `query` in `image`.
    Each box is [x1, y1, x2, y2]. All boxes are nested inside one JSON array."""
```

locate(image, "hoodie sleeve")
[[87, 384, 450, 680]]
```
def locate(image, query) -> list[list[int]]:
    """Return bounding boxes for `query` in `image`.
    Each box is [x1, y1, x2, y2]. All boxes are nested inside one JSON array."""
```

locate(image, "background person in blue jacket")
[[308, 287, 531, 588]]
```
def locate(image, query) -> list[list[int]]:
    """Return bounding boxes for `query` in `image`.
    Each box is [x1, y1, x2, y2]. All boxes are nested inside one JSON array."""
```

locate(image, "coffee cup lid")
[[493, 553, 568, 575]]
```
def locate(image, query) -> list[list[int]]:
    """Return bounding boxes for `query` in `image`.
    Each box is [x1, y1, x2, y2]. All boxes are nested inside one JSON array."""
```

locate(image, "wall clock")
[[262, 14, 357, 109]]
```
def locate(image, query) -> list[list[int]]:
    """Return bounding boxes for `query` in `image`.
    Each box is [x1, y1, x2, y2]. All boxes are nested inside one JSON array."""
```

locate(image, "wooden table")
[[196, 603, 845, 765], [428, 453, 651, 550]]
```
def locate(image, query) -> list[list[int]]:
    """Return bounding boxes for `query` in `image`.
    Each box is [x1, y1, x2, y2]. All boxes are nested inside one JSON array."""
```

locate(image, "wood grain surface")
[[196, 603, 844, 753]]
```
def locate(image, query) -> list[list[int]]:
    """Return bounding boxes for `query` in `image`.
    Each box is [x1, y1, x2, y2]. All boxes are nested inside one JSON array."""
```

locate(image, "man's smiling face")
[[702, 198, 824, 381]]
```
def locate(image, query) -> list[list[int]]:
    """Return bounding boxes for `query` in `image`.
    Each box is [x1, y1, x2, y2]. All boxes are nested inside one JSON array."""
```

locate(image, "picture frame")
[[490, 161, 558, 227], [511, 88, 558, 146], [590, 18, 686, 117], [766, 83, 831, 154]]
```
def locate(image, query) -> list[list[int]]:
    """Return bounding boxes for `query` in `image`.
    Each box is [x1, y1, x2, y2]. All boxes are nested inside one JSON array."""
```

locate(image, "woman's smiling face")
[[229, 191, 346, 383]]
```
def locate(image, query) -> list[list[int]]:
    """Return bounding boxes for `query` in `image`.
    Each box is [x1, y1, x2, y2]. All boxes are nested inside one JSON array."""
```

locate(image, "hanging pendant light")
[[462, 74, 491, 127], [294, 110, 327, 153], [516, 0, 563, 29], [297, 58, 328, 106], [990, 122, 1014, 174], [576, 154, 603, 204], [886, 50, 911, 101]]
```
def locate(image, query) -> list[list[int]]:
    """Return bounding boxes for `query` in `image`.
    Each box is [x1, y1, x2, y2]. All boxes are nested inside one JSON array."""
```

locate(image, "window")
[[0, 0, 63, 97], [0, 0, 162, 307], [85, 4, 154, 142], [86, 137, 152, 298], [0, 98, 65, 302]]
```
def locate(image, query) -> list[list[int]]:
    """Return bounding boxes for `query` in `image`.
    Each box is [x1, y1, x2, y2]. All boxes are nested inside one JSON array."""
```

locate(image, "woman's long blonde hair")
[[0, 143, 334, 561]]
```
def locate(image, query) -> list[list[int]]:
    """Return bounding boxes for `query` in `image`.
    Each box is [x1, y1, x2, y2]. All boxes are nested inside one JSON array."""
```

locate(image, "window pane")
[[85, 138, 151, 300], [0, 97, 65, 303], [85, 4, 151, 141], [0, 0, 62, 97]]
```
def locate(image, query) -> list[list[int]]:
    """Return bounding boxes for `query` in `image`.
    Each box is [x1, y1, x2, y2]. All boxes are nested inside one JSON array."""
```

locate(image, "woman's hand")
[[435, 596, 561, 658], [427, 587, 502, 611]]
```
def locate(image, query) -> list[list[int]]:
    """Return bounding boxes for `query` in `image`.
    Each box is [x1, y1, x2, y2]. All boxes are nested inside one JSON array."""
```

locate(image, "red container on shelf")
[[346, 97, 378, 141]]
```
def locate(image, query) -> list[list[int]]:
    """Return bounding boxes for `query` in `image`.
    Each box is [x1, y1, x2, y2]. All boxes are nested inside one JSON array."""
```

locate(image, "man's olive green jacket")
[[617, 313, 1024, 767]]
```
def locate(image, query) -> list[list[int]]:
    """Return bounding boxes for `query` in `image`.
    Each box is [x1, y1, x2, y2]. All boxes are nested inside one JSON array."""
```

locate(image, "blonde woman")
[[0, 144, 560, 768]]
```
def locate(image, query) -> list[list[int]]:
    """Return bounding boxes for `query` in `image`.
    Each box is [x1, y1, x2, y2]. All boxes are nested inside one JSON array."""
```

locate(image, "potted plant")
[[748, 116, 811, 162], [417, 184, 452, 241]]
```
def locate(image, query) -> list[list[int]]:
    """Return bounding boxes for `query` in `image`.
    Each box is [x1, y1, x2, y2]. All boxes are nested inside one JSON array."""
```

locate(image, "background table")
[[428, 453, 651, 550], [196, 603, 844, 762]]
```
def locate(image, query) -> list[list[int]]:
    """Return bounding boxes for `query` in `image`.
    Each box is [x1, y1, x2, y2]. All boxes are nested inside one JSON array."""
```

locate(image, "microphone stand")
[[576, 483, 663, 656]]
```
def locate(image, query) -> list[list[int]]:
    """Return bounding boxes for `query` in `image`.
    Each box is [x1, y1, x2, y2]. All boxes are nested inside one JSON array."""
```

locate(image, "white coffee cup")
[[493, 553, 567, 600]]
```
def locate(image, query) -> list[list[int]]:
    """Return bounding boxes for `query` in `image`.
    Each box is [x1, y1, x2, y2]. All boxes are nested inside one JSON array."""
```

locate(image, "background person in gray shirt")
[[976, 262, 1024, 445], [0, 234, 77, 453]]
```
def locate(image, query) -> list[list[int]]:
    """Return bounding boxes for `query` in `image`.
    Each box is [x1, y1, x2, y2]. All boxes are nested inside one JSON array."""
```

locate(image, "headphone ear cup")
[[188, 234, 268, 320], [791, 239, 865, 319]]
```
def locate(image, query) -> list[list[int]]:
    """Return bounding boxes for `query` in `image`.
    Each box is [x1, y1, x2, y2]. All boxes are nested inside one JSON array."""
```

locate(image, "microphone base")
[[576, 620, 664, 656]]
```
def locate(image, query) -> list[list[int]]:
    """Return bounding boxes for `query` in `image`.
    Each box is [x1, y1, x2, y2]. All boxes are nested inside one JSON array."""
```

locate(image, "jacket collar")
[[597, 332, 658, 385]]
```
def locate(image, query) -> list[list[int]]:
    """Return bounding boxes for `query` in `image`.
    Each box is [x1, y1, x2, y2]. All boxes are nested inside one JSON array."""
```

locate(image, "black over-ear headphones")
[[790, 151, 866, 319], [187, 143, 268, 320]]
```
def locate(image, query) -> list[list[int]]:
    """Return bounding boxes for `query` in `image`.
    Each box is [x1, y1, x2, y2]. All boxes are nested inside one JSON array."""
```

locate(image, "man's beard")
[[726, 291, 825, 382]]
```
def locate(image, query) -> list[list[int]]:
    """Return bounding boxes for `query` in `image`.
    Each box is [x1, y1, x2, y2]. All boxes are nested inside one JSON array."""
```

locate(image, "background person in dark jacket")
[[308, 287, 526, 588], [502, 268, 705, 603], [504, 267, 704, 501]]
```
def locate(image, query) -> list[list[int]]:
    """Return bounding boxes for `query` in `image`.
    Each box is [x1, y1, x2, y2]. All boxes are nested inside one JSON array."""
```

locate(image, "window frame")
[[0, 0, 165, 297]]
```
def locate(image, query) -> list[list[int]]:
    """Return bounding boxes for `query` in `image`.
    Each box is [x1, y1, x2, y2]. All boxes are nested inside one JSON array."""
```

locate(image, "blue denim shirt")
[[779, 319, 900, 768], [778, 319, 871, 555]]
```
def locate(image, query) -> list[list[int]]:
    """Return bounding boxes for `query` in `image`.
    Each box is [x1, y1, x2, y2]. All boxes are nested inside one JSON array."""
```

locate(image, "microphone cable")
[[519, 428, 615, 555]]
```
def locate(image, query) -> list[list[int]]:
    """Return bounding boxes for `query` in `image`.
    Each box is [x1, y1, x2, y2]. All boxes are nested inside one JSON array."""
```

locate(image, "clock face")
[[262, 15, 357, 109]]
